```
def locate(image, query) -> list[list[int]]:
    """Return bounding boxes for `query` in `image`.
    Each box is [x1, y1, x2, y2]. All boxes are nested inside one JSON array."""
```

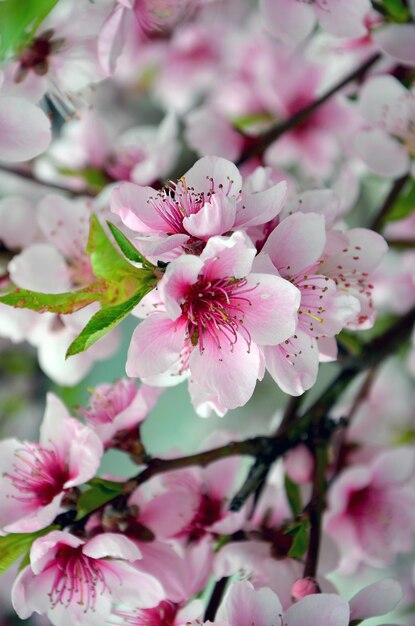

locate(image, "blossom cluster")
[[0, 0, 414, 625]]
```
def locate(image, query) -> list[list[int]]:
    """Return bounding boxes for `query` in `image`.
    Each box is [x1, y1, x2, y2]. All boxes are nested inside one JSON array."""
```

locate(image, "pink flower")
[[111, 156, 287, 261], [354, 75, 415, 178], [126, 231, 300, 412], [258, 212, 361, 395], [12, 531, 164, 626], [80, 379, 163, 446], [325, 448, 415, 571], [0, 393, 103, 533]]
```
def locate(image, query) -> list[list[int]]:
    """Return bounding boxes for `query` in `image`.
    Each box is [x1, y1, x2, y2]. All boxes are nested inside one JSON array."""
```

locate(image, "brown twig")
[[236, 53, 381, 166], [369, 174, 410, 232], [0, 165, 95, 197]]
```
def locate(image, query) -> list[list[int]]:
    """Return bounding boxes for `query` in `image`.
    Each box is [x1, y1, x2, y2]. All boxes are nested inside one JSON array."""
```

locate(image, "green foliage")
[[284, 475, 302, 517], [386, 180, 415, 222], [58, 167, 111, 193], [284, 520, 309, 560], [87, 214, 138, 283], [66, 285, 152, 357], [0, 526, 58, 575], [0, 0, 59, 60], [107, 221, 152, 267], [76, 479, 125, 520], [376, 0, 411, 22], [0, 282, 106, 314]]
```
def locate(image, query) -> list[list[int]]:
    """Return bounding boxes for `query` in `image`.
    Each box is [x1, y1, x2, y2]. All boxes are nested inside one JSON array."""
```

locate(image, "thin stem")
[[369, 174, 409, 232], [204, 578, 229, 621], [303, 442, 328, 579], [386, 238, 415, 249], [237, 53, 381, 166], [0, 165, 94, 197]]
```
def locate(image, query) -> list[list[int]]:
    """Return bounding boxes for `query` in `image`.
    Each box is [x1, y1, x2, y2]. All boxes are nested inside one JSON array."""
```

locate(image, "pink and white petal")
[[183, 195, 237, 239], [188, 378, 229, 417], [126, 314, 186, 378], [317, 336, 338, 362], [0, 196, 40, 249], [185, 107, 243, 161], [262, 212, 326, 275], [109, 561, 165, 607], [285, 594, 349, 626], [224, 581, 283, 626], [358, 75, 408, 125], [326, 466, 372, 516], [349, 579, 402, 621], [354, 129, 410, 178], [189, 334, 261, 410], [373, 23, 415, 66], [315, 0, 370, 38], [235, 181, 287, 229], [65, 422, 104, 487], [242, 273, 300, 345], [264, 332, 319, 396], [12, 565, 58, 619], [0, 97, 51, 162], [204, 455, 243, 501], [37, 195, 90, 258], [83, 533, 141, 561], [372, 448, 415, 486], [200, 231, 256, 280], [30, 531, 84, 574], [260, 0, 316, 43], [97, 2, 129, 75], [111, 183, 166, 232], [183, 156, 242, 197], [8, 244, 71, 293], [2, 493, 64, 535], [39, 392, 72, 446], [161, 255, 204, 320], [135, 233, 190, 261], [284, 190, 340, 226], [139, 490, 199, 538]]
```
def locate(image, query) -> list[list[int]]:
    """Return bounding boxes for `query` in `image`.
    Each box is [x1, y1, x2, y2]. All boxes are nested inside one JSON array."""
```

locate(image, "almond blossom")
[[126, 231, 300, 412], [0, 393, 103, 533], [111, 156, 287, 261], [12, 530, 165, 626]]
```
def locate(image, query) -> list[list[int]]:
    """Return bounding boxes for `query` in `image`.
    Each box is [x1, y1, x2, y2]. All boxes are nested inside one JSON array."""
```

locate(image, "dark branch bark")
[[369, 174, 410, 232]]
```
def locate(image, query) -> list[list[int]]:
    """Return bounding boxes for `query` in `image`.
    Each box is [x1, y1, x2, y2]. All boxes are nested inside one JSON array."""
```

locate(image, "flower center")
[[15, 30, 64, 83], [47, 545, 109, 612], [115, 600, 178, 626], [148, 176, 237, 237], [81, 381, 137, 425], [181, 276, 255, 353], [5, 443, 68, 507]]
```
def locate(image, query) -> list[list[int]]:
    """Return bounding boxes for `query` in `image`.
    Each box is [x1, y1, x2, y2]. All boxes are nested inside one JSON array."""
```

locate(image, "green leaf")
[[0, 526, 58, 575], [284, 475, 302, 517], [66, 285, 153, 357], [380, 0, 411, 22], [0, 282, 106, 314], [107, 222, 151, 267], [0, 0, 59, 60], [284, 520, 309, 560], [87, 214, 139, 282], [76, 481, 124, 520], [386, 180, 415, 222]]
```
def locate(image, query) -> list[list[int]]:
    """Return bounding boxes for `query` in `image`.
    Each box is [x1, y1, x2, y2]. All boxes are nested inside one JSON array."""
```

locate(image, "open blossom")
[[80, 379, 163, 446], [126, 231, 300, 412], [0, 393, 103, 533], [354, 74, 415, 178], [257, 212, 361, 395], [12, 531, 165, 626], [325, 447, 415, 572], [111, 156, 287, 260]]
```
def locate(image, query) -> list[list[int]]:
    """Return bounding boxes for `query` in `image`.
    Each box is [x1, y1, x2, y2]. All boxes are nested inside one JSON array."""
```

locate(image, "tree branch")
[[369, 174, 410, 232], [236, 53, 381, 166], [0, 165, 95, 197]]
